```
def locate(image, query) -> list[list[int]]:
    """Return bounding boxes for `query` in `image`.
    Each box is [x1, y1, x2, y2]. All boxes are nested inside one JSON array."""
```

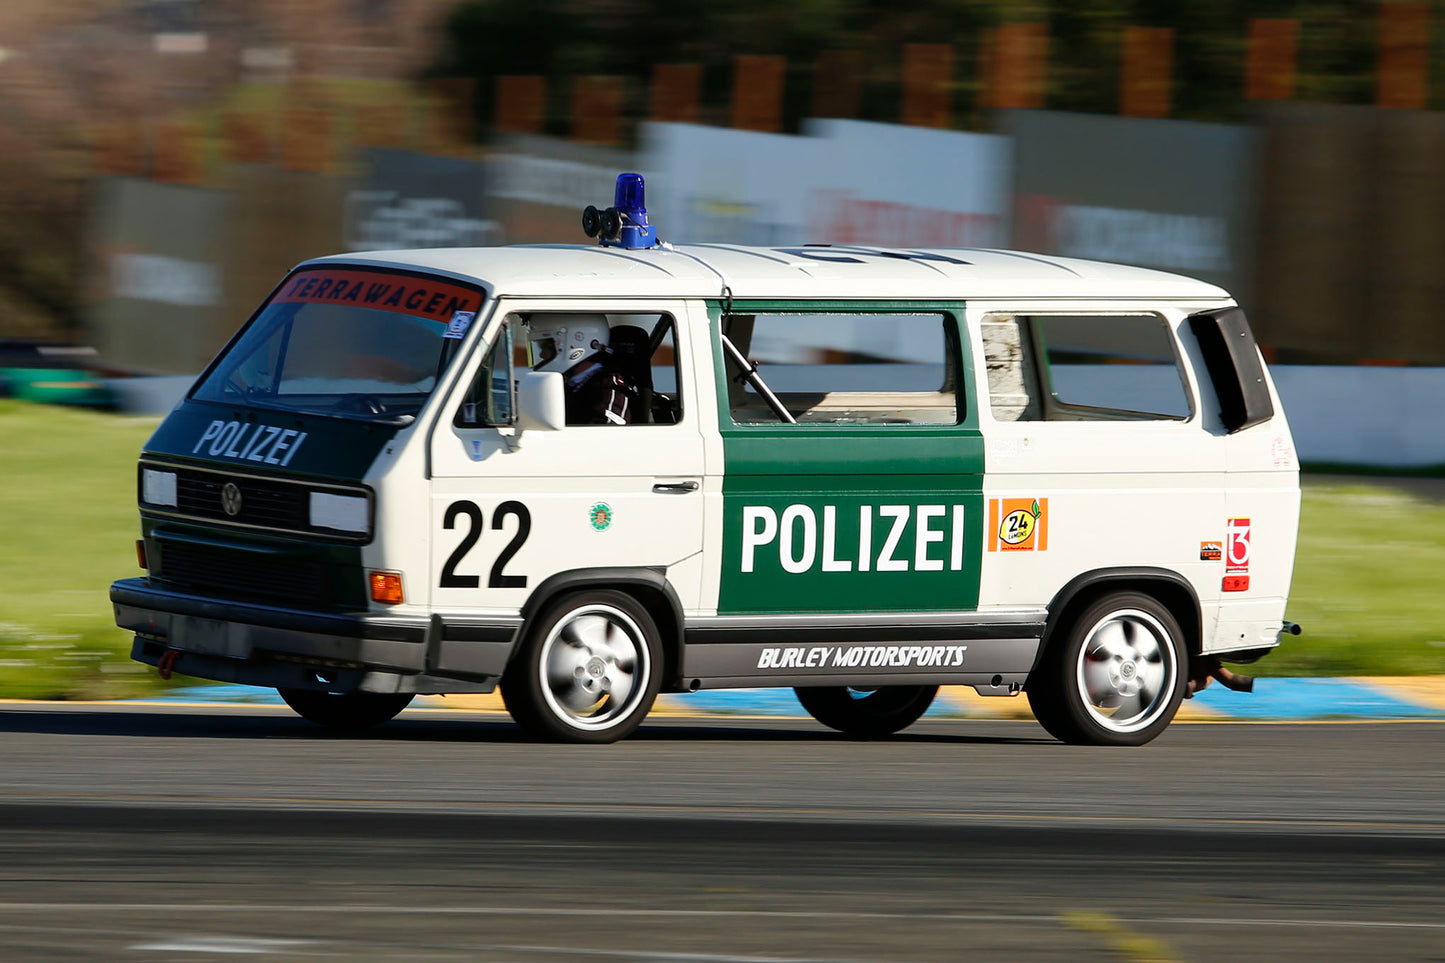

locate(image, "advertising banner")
[[802, 120, 1010, 248], [640, 120, 1010, 248], [83, 177, 231, 375], [1000, 109, 1258, 309], [487, 134, 638, 245], [223, 164, 355, 358], [346, 148, 500, 252]]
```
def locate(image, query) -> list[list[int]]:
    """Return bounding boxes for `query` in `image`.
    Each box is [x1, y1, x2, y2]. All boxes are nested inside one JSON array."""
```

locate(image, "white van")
[[112, 174, 1300, 746]]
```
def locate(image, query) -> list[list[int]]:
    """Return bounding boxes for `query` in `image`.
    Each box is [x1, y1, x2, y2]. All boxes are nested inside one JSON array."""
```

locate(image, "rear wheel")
[[794, 685, 938, 738], [1026, 592, 1186, 746], [501, 590, 662, 744], [277, 689, 414, 728]]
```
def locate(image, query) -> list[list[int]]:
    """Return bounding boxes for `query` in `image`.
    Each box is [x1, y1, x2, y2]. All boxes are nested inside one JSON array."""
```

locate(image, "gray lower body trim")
[[685, 609, 1047, 646], [113, 577, 521, 691], [680, 637, 1041, 689], [130, 640, 496, 695], [427, 616, 523, 681]]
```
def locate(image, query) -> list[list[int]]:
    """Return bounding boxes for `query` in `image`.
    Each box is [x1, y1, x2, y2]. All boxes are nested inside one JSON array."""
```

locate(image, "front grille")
[[156, 539, 332, 608], [175, 472, 309, 529], [141, 461, 370, 542]]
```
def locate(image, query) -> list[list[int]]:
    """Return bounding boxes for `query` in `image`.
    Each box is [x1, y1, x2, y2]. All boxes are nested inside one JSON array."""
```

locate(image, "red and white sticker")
[[1225, 517, 1251, 574]]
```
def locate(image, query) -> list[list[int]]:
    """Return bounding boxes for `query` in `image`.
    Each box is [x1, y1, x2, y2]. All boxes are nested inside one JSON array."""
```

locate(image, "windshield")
[[191, 267, 486, 424]]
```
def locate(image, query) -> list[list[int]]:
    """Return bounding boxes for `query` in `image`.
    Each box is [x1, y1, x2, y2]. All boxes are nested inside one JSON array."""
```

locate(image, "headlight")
[[309, 492, 369, 534], [141, 469, 178, 508]]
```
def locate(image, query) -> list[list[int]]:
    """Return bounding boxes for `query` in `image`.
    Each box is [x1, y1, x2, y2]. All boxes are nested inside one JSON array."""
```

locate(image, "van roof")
[[309, 243, 1232, 303]]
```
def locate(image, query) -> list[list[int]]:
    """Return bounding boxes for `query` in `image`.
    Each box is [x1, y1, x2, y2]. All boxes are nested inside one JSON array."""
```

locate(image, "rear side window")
[[721, 312, 961, 426], [983, 313, 1191, 422]]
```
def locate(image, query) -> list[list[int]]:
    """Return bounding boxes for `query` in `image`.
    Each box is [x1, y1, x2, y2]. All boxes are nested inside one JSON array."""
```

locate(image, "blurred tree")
[[438, 0, 1417, 133]]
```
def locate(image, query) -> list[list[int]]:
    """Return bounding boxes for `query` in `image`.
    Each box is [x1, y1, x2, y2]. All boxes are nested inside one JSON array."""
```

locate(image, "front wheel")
[[277, 689, 414, 728], [500, 590, 662, 743], [794, 685, 939, 738], [1026, 592, 1186, 746]]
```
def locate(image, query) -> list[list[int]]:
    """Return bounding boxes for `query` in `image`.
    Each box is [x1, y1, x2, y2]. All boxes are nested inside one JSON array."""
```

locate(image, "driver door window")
[[518, 312, 683, 426]]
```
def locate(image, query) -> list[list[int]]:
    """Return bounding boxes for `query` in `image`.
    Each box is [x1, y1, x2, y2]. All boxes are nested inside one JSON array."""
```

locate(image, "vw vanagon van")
[[111, 174, 1300, 746]]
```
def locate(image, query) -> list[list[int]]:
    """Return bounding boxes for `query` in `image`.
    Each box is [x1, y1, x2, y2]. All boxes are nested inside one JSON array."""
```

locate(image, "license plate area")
[[171, 616, 252, 659]]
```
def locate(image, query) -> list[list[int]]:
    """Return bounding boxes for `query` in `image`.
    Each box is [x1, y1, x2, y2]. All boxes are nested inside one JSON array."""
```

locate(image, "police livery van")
[[111, 173, 1301, 746]]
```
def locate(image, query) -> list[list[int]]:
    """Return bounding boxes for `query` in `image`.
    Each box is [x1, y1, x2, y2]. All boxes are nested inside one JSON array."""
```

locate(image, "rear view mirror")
[[516, 371, 565, 431]]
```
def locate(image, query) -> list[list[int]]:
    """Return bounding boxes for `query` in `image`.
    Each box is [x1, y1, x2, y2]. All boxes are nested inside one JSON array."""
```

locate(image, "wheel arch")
[[517, 567, 685, 682], [1035, 567, 1203, 672]]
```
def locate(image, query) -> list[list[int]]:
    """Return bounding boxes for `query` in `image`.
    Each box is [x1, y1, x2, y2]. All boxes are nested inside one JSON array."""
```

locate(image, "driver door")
[[428, 299, 709, 619]]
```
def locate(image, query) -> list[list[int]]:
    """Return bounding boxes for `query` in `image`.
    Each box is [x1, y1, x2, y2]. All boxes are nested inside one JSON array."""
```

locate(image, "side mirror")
[[516, 370, 566, 431]]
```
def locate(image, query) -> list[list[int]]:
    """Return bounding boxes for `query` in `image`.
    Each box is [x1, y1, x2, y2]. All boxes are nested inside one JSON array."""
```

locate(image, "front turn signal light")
[[369, 571, 404, 605], [136, 539, 148, 570]]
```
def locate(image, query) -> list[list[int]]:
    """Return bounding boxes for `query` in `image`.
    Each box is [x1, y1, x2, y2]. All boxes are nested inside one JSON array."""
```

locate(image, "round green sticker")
[[589, 502, 613, 532]]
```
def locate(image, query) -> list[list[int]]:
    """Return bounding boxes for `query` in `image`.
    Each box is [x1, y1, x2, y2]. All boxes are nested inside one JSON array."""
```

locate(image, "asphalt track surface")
[[0, 704, 1440, 961]]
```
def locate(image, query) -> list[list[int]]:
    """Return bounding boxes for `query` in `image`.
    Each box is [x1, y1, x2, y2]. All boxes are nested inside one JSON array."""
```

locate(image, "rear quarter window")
[[982, 313, 1192, 422]]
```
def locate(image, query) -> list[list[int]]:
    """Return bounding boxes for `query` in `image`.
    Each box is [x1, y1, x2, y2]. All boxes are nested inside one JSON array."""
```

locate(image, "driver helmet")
[[526, 314, 611, 373]]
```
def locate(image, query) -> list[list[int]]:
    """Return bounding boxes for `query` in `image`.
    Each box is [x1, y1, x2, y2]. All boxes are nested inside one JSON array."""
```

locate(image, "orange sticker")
[[1200, 541, 1222, 561], [988, 497, 1048, 552], [272, 268, 484, 322]]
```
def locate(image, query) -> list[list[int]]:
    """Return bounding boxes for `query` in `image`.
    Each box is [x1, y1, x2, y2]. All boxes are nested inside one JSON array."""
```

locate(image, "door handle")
[[652, 481, 700, 494]]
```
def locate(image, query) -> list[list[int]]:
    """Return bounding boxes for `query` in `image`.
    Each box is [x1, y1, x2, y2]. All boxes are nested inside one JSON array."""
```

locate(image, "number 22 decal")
[[440, 500, 530, 588]]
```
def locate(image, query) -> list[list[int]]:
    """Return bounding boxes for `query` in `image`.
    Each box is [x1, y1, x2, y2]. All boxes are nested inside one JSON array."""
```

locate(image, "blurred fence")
[[82, 94, 1445, 376], [1256, 102, 1445, 365]]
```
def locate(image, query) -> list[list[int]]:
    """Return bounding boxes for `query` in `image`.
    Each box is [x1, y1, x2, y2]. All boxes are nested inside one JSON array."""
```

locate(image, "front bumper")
[[112, 578, 520, 694]]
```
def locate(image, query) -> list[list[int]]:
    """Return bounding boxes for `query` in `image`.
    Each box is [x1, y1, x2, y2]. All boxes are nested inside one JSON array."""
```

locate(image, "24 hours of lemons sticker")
[[989, 497, 1048, 552]]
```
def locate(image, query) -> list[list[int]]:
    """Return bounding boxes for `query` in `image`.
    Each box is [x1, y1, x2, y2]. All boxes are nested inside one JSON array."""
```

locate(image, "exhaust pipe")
[[1210, 664, 1255, 693], [1186, 657, 1255, 697]]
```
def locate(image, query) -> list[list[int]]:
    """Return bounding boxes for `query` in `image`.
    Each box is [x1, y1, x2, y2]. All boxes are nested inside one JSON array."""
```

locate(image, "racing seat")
[[604, 325, 654, 424]]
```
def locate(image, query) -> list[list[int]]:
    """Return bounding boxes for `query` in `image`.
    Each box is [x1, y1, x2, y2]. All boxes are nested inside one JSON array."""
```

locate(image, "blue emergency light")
[[582, 173, 658, 250]]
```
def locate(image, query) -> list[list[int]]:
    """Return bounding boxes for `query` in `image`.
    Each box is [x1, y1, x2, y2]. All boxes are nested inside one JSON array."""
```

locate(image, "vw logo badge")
[[221, 482, 243, 517]]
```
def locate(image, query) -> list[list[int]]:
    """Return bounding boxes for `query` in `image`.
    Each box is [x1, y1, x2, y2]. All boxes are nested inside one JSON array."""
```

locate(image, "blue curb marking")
[[142, 679, 1445, 720], [1188, 677, 1445, 720], [662, 689, 966, 717], [151, 684, 285, 705], [662, 689, 807, 716]]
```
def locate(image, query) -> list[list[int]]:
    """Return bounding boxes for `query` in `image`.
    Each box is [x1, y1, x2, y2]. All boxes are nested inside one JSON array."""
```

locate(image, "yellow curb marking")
[[1352, 676, 1445, 711], [1062, 910, 1181, 963]]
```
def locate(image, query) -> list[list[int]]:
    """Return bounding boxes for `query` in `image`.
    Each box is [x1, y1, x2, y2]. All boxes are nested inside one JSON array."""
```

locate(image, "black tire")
[[794, 685, 939, 738], [1026, 592, 1186, 747], [277, 688, 414, 728], [500, 590, 662, 744]]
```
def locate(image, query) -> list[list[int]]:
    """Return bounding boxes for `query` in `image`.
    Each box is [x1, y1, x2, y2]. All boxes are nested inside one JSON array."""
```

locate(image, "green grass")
[[0, 399, 1441, 699], [1261, 477, 1445, 676], [0, 401, 164, 698]]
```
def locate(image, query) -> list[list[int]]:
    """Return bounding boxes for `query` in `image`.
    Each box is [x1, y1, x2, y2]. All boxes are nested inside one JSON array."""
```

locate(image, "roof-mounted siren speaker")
[[581, 172, 658, 250]]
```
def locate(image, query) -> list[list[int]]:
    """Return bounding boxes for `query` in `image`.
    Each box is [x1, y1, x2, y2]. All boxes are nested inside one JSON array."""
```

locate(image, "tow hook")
[[1186, 656, 1255, 698], [157, 648, 180, 680]]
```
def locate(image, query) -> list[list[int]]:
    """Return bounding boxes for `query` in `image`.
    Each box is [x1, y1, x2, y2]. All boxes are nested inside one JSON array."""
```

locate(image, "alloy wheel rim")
[[1074, 609, 1176, 734], [539, 604, 649, 730]]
